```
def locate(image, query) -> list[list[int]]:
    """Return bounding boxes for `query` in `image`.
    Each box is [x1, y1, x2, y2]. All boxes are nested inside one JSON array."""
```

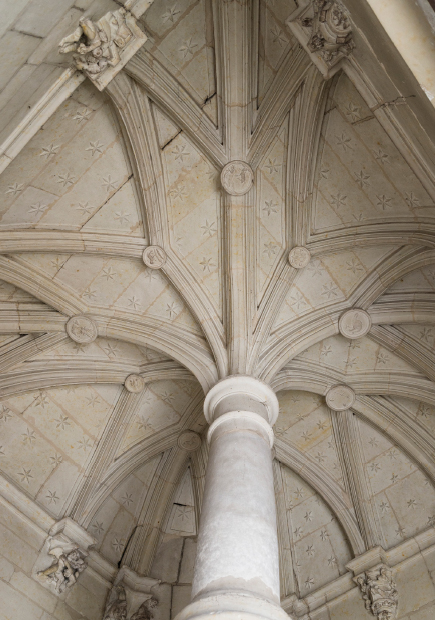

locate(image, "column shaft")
[[193, 412, 279, 603]]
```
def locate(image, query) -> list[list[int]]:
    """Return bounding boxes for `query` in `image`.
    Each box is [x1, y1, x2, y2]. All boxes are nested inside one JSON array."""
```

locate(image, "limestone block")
[[178, 539, 196, 584], [171, 585, 192, 619], [408, 601, 435, 620], [327, 587, 372, 620], [0, 522, 39, 573], [0, 554, 14, 581], [10, 570, 58, 614], [395, 556, 435, 617], [0, 577, 45, 619], [151, 537, 184, 584]]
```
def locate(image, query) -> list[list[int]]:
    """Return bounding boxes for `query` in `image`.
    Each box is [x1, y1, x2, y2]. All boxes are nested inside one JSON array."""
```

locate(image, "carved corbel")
[[356, 565, 398, 619], [286, 0, 355, 78], [58, 8, 147, 90], [33, 517, 96, 595], [103, 566, 160, 620], [347, 548, 398, 620]]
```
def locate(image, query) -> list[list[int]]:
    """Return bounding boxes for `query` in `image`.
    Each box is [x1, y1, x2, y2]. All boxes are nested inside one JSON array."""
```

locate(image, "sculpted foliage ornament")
[[326, 384, 355, 411], [288, 246, 311, 269], [143, 246, 167, 269], [67, 315, 98, 343], [59, 9, 146, 90], [356, 565, 398, 620], [103, 586, 158, 620], [103, 586, 127, 620], [286, 0, 355, 78], [221, 161, 254, 196], [125, 374, 146, 393], [131, 597, 158, 620], [339, 309, 372, 339]]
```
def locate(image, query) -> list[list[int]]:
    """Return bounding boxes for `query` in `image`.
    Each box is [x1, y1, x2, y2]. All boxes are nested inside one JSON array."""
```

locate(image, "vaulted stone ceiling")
[[1, 0, 435, 612]]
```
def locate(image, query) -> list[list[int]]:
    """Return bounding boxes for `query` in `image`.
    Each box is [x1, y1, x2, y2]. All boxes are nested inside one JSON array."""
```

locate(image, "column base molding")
[[174, 592, 292, 620]]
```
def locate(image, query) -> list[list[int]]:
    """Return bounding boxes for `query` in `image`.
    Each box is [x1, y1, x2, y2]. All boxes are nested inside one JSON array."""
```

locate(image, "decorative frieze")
[[356, 564, 398, 620], [286, 0, 355, 78], [59, 9, 147, 91]]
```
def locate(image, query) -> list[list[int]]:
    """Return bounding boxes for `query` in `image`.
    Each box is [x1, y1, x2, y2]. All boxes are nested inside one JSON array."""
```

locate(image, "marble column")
[[175, 376, 290, 620]]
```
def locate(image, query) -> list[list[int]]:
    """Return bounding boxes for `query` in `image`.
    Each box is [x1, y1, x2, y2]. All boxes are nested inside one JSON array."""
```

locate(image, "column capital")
[[204, 376, 279, 425]]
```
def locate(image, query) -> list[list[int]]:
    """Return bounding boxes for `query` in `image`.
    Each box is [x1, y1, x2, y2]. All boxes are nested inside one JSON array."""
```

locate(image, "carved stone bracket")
[[347, 548, 398, 620], [33, 518, 96, 595], [286, 0, 355, 78], [103, 566, 160, 620], [59, 8, 147, 91]]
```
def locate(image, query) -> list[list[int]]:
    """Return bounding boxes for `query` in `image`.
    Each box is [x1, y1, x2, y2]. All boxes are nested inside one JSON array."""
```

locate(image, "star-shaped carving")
[[270, 26, 287, 47], [76, 202, 93, 215], [40, 144, 60, 158], [46, 490, 59, 504], [162, 5, 181, 23], [179, 37, 198, 59], [128, 296, 141, 310], [73, 108, 91, 123], [376, 194, 393, 210], [102, 175, 118, 192], [201, 220, 217, 236], [114, 211, 130, 224], [200, 257, 216, 272], [86, 140, 104, 156], [335, 132, 353, 151], [57, 172, 76, 187], [344, 102, 361, 122], [166, 302, 180, 319], [263, 200, 279, 216], [263, 241, 278, 258], [17, 468, 33, 484], [55, 415, 70, 430], [172, 144, 190, 161], [6, 182, 24, 196]]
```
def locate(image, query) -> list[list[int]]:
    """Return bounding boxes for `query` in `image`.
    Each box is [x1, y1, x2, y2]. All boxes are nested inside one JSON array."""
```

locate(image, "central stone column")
[[175, 376, 290, 620]]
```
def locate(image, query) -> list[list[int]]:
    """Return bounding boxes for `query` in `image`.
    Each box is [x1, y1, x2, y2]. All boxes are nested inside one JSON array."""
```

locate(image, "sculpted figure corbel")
[[37, 534, 87, 593], [356, 564, 398, 620], [59, 8, 146, 90]]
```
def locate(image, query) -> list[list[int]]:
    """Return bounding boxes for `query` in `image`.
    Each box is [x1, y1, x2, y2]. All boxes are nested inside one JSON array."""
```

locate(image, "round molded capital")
[[204, 376, 279, 425]]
